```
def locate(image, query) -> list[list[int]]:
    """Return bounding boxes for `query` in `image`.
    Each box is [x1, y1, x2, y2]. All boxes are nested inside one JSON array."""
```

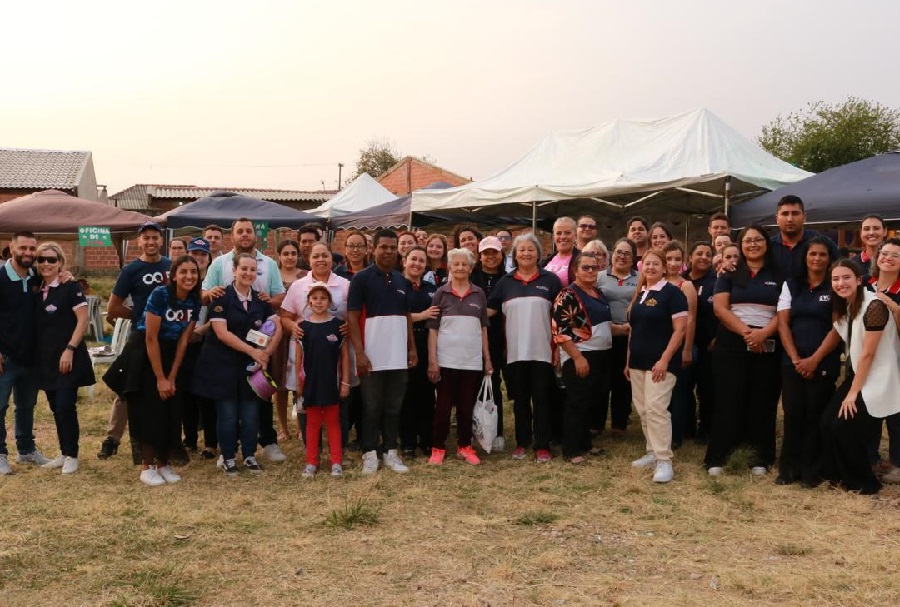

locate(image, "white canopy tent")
[[308, 173, 396, 218], [411, 109, 812, 233]]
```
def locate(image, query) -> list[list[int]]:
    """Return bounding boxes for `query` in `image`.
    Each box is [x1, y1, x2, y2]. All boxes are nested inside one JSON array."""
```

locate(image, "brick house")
[[377, 156, 471, 196]]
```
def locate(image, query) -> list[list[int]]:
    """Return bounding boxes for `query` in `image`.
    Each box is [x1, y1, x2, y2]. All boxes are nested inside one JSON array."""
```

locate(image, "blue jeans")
[[0, 355, 39, 456], [217, 399, 260, 461]]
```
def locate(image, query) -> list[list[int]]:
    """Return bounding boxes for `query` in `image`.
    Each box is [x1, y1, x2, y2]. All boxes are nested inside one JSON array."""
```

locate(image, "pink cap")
[[478, 236, 503, 253]]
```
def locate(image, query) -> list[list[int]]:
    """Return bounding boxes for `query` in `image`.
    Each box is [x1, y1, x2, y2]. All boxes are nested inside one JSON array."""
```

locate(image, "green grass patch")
[[106, 565, 197, 607], [325, 498, 380, 530], [514, 511, 559, 526]]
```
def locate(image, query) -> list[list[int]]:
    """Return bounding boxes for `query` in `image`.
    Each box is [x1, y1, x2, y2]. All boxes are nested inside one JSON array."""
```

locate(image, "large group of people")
[[2, 196, 899, 496]]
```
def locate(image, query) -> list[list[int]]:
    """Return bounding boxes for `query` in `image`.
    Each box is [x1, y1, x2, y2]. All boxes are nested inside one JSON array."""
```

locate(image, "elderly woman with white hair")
[[426, 248, 492, 466], [581, 239, 610, 273], [488, 233, 562, 462]]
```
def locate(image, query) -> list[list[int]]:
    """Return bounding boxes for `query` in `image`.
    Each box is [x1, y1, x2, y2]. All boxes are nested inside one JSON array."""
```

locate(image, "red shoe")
[[512, 447, 527, 460], [535, 450, 552, 463], [428, 448, 446, 465], [457, 446, 481, 466]]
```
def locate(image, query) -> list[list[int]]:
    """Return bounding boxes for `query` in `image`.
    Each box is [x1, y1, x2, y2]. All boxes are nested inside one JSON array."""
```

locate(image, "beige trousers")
[[105, 395, 128, 441], [630, 369, 676, 461]]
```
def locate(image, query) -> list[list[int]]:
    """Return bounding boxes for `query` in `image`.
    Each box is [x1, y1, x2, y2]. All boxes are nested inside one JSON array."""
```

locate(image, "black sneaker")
[[199, 448, 216, 460], [97, 438, 119, 460], [402, 448, 416, 459], [243, 456, 263, 473], [222, 458, 239, 476]]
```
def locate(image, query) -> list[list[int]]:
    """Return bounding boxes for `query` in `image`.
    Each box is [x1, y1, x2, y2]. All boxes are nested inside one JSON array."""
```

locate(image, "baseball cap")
[[138, 221, 161, 234], [478, 236, 503, 253], [308, 280, 330, 296], [187, 237, 211, 255]]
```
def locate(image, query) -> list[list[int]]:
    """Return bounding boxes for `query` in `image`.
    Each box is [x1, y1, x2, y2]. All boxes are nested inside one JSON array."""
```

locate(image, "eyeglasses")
[[578, 224, 597, 230], [613, 250, 633, 257], [579, 265, 599, 272], [741, 237, 767, 245], [36, 256, 59, 264], [346, 244, 367, 250], [879, 251, 900, 260], [496, 234, 511, 241]]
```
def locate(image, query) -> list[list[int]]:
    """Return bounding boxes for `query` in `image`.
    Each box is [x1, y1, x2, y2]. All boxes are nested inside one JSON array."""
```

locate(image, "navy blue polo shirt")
[[770, 230, 839, 279], [138, 285, 201, 341], [684, 269, 718, 348], [714, 267, 782, 329], [488, 269, 562, 364], [778, 278, 841, 377], [0, 262, 38, 363], [628, 281, 688, 373], [347, 264, 412, 371], [406, 277, 437, 370], [112, 257, 172, 323]]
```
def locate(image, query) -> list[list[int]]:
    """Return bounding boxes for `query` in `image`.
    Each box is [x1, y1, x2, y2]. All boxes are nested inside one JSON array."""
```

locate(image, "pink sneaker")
[[512, 447, 527, 460], [535, 450, 552, 463], [457, 446, 481, 466], [428, 448, 446, 465]]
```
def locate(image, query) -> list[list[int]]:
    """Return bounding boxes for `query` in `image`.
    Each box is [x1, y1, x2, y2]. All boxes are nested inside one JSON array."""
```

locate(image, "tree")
[[353, 137, 401, 179], [758, 97, 900, 173]]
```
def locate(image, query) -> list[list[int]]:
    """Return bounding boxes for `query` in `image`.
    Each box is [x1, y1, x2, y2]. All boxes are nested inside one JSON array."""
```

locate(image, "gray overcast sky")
[[2, 0, 899, 194]]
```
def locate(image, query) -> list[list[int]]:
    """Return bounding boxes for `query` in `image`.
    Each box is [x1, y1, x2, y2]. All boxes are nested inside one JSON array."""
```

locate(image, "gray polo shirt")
[[598, 268, 639, 324], [428, 283, 489, 370]]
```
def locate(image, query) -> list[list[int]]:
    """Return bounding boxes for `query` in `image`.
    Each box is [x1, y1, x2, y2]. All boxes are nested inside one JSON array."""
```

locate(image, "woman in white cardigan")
[[820, 259, 900, 494]]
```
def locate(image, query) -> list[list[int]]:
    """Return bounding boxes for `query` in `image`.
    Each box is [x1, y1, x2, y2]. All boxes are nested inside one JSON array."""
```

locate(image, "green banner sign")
[[253, 221, 269, 247], [78, 226, 113, 247]]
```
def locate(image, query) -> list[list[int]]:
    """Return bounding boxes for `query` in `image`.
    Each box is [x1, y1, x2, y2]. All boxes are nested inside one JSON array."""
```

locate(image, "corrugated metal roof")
[[110, 184, 332, 210], [149, 186, 332, 202], [0, 148, 90, 189]]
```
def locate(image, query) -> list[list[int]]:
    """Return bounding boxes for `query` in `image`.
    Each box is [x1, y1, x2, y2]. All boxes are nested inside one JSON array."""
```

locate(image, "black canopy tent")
[[156, 191, 324, 229], [731, 151, 900, 228]]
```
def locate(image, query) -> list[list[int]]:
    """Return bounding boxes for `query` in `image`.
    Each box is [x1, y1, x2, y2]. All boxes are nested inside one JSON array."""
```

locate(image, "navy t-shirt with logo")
[[778, 278, 840, 377], [112, 257, 172, 322], [138, 285, 201, 341], [628, 282, 689, 373], [299, 317, 345, 406]]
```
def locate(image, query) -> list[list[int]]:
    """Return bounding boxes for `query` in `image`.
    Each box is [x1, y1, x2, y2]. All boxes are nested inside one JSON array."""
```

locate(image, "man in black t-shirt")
[[97, 222, 172, 460]]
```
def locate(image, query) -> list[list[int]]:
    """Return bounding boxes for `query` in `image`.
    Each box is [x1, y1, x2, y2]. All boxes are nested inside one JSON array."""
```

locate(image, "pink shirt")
[[544, 253, 573, 287]]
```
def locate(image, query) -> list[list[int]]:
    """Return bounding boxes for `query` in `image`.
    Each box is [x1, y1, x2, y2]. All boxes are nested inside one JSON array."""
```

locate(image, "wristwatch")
[[66, 344, 77, 352]]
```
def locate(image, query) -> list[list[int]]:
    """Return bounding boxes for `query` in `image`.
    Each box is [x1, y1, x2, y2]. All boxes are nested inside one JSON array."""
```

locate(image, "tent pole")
[[532, 202, 536, 232], [724, 176, 732, 217]]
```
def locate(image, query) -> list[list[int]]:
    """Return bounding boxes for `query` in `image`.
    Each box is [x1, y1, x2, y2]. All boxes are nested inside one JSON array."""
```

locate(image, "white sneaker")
[[140, 466, 166, 487], [882, 467, 900, 484], [492, 436, 505, 453], [301, 464, 317, 478], [42, 455, 66, 469], [653, 461, 674, 483], [382, 449, 409, 474], [631, 452, 657, 468], [158, 465, 182, 483], [216, 454, 225, 469], [61, 457, 79, 475], [751, 466, 767, 476], [262, 443, 287, 462], [707, 466, 724, 476], [17, 449, 50, 466], [361, 450, 379, 475], [0, 454, 11, 475], [331, 463, 343, 477]]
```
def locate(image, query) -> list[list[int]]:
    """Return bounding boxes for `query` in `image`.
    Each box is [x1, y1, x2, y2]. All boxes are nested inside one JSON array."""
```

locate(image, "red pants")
[[306, 405, 342, 466]]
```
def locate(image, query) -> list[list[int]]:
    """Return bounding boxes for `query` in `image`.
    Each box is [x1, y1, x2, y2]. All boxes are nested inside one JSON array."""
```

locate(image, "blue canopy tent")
[[157, 191, 324, 229], [731, 151, 900, 227]]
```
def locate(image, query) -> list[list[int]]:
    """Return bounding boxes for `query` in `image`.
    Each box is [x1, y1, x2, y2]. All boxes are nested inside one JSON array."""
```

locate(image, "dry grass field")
[[3, 377, 900, 607]]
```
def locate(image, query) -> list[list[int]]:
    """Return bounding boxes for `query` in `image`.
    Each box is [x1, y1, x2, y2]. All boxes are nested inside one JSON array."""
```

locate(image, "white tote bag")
[[472, 375, 498, 453]]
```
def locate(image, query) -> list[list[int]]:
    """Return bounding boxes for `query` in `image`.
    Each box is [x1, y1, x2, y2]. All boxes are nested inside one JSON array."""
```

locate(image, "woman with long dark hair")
[[273, 239, 304, 442], [821, 259, 900, 494], [705, 225, 784, 477], [775, 237, 841, 486], [424, 233, 449, 286]]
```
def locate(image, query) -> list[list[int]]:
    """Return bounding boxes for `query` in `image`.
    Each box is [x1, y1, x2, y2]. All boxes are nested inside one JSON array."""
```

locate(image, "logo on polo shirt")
[[327, 334, 338, 343], [645, 298, 658, 307], [819, 295, 831, 302], [396, 288, 406, 296], [45, 304, 58, 313], [764, 281, 778, 287], [165, 308, 194, 323], [535, 285, 549, 292], [468, 303, 482, 310], [142, 271, 166, 285]]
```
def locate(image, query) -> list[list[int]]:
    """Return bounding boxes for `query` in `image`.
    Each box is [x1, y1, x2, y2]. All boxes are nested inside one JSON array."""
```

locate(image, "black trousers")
[[593, 335, 631, 432], [46, 389, 80, 458], [692, 346, 715, 438], [257, 400, 277, 448], [561, 350, 609, 458], [360, 369, 408, 453], [400, 364, 435, 453], [820, 379, 882, 494], [779, 367, 836, 484], [705, 334, 781, 468], [341, 385, 364, 447], [506, 360, 554, 451]]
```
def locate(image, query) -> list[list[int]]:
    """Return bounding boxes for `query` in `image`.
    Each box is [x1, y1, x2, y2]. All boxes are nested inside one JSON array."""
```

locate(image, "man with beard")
[[626, 216, 650, 266], [0, 232, 52, 473], [202, 218, 287, 463], [98, 222, 173, 460]]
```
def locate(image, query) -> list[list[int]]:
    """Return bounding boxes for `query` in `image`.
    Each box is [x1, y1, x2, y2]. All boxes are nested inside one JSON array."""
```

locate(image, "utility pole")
[[337, 163, 344, 191]]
